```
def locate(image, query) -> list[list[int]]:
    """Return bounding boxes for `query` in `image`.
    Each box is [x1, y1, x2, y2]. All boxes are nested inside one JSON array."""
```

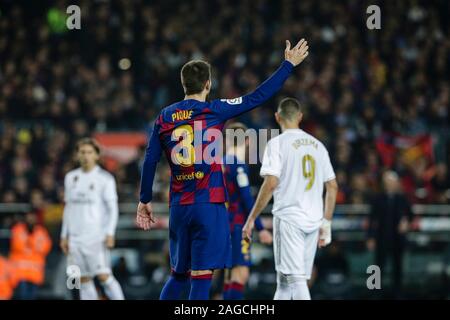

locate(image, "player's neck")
[[184, 93, 207, 102], [281, 123, 300, 132]]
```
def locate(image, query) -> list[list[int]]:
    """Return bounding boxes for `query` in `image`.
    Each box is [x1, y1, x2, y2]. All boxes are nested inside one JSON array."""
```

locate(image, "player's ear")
[[298, 112, 303, 123], [275, 112, 280, 124], [204, 79, 211, 92]]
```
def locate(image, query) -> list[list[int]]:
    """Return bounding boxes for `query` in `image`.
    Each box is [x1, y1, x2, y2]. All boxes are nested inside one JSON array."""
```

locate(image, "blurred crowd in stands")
[[0, 0, 449, 215]]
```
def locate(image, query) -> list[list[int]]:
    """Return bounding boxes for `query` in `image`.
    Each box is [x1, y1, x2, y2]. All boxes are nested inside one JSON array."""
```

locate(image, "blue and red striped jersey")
[[154, 100, 228, 205], [223, 154, 264, 230], [140, 60, 294, 206]]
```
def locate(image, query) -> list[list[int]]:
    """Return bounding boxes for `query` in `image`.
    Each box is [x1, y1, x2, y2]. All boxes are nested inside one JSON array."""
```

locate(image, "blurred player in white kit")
[[60, 138, 124, 300], [243, 98, 338, 300]]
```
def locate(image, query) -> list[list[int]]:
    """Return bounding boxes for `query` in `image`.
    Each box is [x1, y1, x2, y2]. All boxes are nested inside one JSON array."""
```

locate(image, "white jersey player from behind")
[[243, 98, 338, 300], [60, 138, 124, 300]]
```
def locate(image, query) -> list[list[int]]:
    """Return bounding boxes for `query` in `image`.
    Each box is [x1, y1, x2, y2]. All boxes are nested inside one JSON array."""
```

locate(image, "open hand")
[[136, 202, 156, 231], [285, 39, 309, 66], [60, 238, 69, 255], [105, 235, 115, 249], [242, 219, 255, 243], [318, 219, 332, 248]]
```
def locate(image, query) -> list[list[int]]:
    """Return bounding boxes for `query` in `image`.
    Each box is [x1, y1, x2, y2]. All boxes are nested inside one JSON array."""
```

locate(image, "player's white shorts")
[[67, 241, 111, 277], [273, 217, 319, 279]]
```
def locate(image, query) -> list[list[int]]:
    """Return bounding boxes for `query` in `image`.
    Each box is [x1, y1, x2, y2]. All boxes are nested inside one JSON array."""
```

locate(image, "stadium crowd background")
[[0, 0, 449, 299]]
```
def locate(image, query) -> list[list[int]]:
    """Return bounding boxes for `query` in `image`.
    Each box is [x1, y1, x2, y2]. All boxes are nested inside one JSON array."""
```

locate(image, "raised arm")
[[213, 39, 309, 121]]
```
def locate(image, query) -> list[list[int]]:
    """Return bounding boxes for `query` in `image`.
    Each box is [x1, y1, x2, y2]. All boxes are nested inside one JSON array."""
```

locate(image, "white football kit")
[[261, 129, 336, 278], [61, 165, 119, 277]]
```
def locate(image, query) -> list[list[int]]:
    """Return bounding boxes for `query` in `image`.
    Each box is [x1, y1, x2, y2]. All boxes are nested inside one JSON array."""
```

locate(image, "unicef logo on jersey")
[[220, 97, 243, 105], [175, 171, 205, 181]]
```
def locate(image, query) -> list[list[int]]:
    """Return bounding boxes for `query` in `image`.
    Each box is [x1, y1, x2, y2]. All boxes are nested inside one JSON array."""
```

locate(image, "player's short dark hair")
[[277, 97, 303, 120], [76, 137, 100, 154], [226, 122, 248, 132], [225, 122, 249, 147], [180, 60, 211, 95]]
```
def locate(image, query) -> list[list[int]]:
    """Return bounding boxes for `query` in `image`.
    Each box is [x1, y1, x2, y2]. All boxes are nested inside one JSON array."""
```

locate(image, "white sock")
[[290, 277, 311, 300], [80, 280, 99, 300], [274, 272, 292, 300], [101, 276, 125, 300]]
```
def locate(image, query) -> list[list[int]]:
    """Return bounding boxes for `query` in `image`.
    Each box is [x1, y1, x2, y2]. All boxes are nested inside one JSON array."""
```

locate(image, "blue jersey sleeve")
[[236, 165, 264, 231], [211, 60, 294, 122], [139, 119, 162, 203]]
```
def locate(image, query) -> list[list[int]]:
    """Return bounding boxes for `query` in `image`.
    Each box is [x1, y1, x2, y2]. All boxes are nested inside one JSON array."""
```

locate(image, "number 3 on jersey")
[[302, 154, 316, 191], [172, 124, 195, 167]]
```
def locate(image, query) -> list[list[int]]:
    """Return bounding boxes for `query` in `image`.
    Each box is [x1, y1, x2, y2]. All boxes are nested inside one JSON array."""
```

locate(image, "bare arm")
[[324, 179, 338, 221], [319, 179, 338, 248], [242, 175, 279, 241]]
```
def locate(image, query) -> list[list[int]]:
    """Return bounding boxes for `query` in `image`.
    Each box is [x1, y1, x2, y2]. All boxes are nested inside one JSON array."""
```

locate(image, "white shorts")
[[273, 217, 319, 279], [67, 241, 111, 277]]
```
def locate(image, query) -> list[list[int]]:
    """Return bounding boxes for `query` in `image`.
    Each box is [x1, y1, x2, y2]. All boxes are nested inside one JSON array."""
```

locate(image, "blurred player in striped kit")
[[222, 122, 273, 300]]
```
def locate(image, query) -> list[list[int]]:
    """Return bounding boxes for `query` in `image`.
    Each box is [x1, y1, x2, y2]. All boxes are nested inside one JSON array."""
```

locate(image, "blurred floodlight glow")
[[119, 58, 131, 70]]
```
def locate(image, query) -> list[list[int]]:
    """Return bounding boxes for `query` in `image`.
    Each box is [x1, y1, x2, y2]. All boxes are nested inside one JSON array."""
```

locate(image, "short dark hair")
[[180, 60, 211, 95], [225, 122, 249, 147], [277, 97, 302, 120], [226, 122, 248, 132], [76, 137, 100, 154]]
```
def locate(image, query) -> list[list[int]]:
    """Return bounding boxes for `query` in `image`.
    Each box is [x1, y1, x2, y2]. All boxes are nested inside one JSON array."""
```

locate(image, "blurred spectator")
[[0, 253, 14, 300], [9, 213, 52, 300], [431, 163, 450, 204], [30, 189, 46, 225], [367, 171, 413, 299], [0, 0, 447, 208]]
